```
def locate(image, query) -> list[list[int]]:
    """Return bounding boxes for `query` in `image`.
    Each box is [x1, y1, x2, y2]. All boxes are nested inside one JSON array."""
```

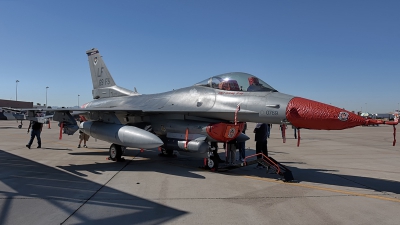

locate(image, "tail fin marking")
[[85, 48, 139, 99]]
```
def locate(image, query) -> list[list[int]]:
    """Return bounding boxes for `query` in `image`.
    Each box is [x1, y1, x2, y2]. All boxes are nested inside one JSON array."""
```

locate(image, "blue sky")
[[0, 0, 399, 113]]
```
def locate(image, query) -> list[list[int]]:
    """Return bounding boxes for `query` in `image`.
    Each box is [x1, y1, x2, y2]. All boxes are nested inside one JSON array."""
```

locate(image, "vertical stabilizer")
[[86, 48, 116, 89], [86, 48, 138, 99]]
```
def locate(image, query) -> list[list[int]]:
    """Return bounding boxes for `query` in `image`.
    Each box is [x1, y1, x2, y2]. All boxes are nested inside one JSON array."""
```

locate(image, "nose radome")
[[286, 97, 366, 130]]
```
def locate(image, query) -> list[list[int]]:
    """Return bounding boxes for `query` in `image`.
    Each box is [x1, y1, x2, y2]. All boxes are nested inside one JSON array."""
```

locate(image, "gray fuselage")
[[83, 85, 294, 134]]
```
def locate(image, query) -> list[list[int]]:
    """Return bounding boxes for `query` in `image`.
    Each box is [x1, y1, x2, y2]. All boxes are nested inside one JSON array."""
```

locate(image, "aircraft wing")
[[22, 107, 140, 112], [23, 107, 256, 114], [0, 107, 24, 113], [25, 108, 144, 115]]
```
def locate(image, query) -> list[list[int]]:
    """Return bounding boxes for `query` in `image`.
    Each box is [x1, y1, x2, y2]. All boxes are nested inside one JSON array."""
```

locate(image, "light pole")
[[78, 94, 80, 107], [16, 80, 19, 101], [46, 86, 49, 107]]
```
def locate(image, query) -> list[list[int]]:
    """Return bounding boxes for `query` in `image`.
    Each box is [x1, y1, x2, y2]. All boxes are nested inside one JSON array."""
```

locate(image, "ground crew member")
[[254, 123, 268, 168], [26, 118, 43, 149]]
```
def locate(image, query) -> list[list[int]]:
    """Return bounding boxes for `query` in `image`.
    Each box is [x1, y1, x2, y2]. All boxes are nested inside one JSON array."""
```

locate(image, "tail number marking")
[[98, 78, 111, 87], [260, 111, 278, 116]]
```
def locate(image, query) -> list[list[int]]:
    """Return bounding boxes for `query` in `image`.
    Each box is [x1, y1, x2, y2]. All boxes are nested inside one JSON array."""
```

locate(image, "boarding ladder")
[[240, 153, 294, 182]]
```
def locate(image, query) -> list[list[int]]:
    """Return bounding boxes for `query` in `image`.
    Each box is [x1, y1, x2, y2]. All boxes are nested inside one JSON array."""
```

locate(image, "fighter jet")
[[1, 107, 54, 128], [36, 48, 397, 171], [0, 107, 26, 128]]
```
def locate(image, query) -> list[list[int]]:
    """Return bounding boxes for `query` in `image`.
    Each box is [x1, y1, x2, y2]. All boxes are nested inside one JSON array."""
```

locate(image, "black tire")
[[18, 125, 22, 129], [109, 144, 122, 161], [165, 149, 174, 156], [160, 147, 174, 156], [207, 155, 219, 171]]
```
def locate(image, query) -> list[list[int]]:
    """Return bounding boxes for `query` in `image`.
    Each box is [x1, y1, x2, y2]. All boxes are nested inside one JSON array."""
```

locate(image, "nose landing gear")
[[204, 152, 219, 171]]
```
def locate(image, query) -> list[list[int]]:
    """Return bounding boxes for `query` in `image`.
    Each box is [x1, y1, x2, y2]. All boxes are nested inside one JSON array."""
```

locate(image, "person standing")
[[254, 123, 268, 168], [78, 118, 90, 148], [26, 118, 43, 149], [292, 125, 297, 139], [78, 130, 90, 148], [226, 139, 237, 165], [266, 123, 271, 138], [237, 122, 247, 162]]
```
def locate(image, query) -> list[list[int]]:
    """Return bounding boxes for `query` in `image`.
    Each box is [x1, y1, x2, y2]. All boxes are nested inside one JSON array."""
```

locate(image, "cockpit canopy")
[[194, 72, 278, 92]]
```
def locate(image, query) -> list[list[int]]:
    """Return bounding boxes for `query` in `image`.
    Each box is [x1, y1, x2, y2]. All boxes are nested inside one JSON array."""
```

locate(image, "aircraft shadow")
[[87, 147, 110, 150], [57, 154, 206, 180], [64, 147, 400, 195], [59, 147, 205, 178], [63, 149, 204, 179], [0, 150, 186, 225], [286, 166, 400, 194], [216, 148, 400, 195], [0, 127, 20, 129], [227, 160, 400, 195], [43, 147, 73, 151], [69, 152, 109, 156]]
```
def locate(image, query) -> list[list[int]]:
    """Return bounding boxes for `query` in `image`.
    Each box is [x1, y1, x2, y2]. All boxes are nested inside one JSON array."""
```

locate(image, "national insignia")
[[227, 127, 236, 138], [338, 112, 349, 121]]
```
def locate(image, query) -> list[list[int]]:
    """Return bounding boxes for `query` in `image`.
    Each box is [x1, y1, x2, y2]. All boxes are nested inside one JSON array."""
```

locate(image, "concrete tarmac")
[[0, 120, 399, 225]]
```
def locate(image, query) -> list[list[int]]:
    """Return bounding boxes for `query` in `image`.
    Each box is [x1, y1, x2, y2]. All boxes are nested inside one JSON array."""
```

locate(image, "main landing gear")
[[108, 144, 126, 162], [159, 146, 176, 157]]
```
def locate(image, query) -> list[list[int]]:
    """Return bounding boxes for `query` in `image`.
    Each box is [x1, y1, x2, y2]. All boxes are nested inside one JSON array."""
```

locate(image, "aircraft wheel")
[[207, 155, 219, 171], [109, 144, 122, 161], [18, 125, 22, 129], [165, 149, 174, 156], [160, 147, 174, 156]]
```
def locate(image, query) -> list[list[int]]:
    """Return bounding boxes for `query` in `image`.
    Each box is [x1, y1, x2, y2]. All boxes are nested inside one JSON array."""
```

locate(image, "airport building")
[[0, 99, 33, 109]]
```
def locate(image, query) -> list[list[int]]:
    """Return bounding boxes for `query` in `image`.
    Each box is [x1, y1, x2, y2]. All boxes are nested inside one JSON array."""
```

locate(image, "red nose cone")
[[286, 97, 366, 130]]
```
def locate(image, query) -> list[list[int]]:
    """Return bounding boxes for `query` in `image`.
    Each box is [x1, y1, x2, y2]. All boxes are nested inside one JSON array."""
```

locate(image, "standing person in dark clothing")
[[292, 125, 297, 139], [266, 123, 271, 138], [254, 123, 268, 168], [26, 117, 43, 149]]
